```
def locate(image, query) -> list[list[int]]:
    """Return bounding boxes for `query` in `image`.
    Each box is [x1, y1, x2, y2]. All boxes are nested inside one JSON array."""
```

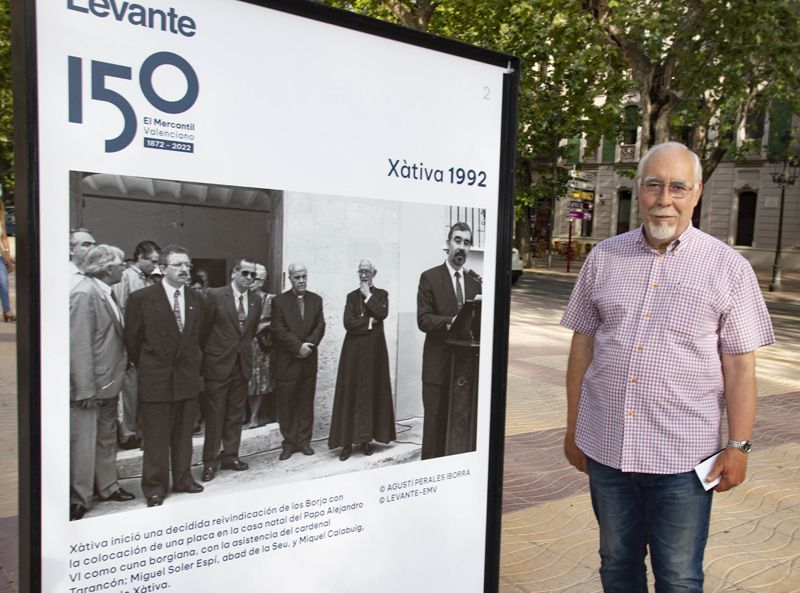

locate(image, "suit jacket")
[[271, 289, 325, 382], [202, 285, 262, 381], [124, 283, 207, 403], [70, 277, 127, 401], [417, 263, 481, 385]]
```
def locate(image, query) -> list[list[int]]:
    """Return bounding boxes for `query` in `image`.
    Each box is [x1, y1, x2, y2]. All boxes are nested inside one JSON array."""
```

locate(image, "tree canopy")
[[0, 0, 13, 201], [324, 0, 800, 258]]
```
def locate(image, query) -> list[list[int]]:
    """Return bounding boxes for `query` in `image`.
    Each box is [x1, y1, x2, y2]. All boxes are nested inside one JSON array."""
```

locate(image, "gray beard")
[[646, 220, 676, 242]]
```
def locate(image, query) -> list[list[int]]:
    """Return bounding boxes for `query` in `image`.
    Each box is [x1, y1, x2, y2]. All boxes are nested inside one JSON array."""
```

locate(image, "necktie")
[[298, 296, 305, 320], [455, 271, 464, 309], [173, 289, 183, 332], [109, 290, 122, 324], [238, 295, 246, 330]]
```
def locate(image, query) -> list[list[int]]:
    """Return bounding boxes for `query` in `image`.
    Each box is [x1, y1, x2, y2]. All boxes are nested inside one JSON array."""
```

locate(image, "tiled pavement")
[[0, 267, 17, 593], [498, 270, 800, 593], [1, 265, 799, 592]]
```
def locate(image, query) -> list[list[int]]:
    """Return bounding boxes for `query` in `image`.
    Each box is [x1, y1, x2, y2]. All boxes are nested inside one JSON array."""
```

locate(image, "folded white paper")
[[694, 451, 723, 491]]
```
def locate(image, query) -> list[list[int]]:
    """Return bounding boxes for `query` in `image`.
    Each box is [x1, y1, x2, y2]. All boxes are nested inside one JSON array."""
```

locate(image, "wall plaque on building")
[[12, 1, 519, 592]]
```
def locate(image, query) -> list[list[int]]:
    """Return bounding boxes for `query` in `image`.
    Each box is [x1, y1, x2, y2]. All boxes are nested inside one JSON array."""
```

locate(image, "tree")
[[585, 0, 800, 180], [0, 0, 13, 201], [323, 0, 629, 262]]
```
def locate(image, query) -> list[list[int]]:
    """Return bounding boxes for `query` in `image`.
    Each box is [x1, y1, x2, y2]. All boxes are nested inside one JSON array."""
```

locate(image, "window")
[[623, 106, 639, 145], [735, 192, 757, 246], [616, 189, 631, 235], [744, 105, 766, 143]]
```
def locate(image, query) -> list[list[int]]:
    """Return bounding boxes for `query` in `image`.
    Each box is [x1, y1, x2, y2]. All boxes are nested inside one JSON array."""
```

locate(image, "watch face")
[[741, 441, 752, 453]]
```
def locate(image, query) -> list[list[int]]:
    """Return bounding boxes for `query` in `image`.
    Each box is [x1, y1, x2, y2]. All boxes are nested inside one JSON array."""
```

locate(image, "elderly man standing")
[[70, 244, 134, 520], [271, 263, 325, 460], [328, 259, 396, 461], [69, 228, 96, 289], [561, 142, 774, 592]]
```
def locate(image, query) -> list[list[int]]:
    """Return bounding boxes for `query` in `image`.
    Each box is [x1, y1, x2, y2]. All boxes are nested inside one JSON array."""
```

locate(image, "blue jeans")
[[587, 458, 713, 593], [0, 257, 9, 312]]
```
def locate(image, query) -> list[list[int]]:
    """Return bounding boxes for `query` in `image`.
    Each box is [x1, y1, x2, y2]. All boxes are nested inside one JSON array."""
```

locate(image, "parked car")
[[511, 247, 523, 284], [4, 206, 14, 236]]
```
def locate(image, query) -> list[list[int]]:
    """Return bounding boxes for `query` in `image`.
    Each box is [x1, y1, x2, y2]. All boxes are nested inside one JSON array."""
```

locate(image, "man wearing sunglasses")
[[200, 257, 263, 482]]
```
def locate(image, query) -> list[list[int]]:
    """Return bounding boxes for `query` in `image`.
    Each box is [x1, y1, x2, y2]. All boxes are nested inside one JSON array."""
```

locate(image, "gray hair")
[[635, 142, 702, 185], [82, 244, 124, 278], [288, 262, 307, 275]]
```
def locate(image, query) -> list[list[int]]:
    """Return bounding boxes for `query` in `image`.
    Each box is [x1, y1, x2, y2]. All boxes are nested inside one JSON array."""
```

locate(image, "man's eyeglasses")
[[641, 180, 694, 199], [239, 270, 257, 278]]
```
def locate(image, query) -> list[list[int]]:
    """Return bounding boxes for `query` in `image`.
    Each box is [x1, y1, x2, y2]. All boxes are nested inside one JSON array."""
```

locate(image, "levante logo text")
[[67, 0, 197, 37]]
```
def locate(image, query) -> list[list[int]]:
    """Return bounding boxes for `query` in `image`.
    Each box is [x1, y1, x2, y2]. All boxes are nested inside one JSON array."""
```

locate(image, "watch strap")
[[727, 439, 752, 453]]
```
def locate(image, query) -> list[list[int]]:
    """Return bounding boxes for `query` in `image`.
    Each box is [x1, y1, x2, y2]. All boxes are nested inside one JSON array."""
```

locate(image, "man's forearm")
[[722, 351, 757, 441], [566, 332, 594, 434]]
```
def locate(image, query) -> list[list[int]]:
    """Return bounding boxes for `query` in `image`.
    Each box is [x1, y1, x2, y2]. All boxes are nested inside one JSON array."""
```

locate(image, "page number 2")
[[483, 86, 491, 100]]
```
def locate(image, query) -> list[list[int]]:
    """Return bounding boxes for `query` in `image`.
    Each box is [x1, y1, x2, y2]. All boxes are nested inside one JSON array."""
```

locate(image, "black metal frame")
[[10, 1, 518, 591]]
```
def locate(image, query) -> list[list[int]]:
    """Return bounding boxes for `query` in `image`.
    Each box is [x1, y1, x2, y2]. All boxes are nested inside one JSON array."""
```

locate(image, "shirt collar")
[[162, 278, 184, 296], [92, 277, 113, 294], [130, 265, 147, 280], [232, 284, 246, 300], [445, 260, 464, 278]]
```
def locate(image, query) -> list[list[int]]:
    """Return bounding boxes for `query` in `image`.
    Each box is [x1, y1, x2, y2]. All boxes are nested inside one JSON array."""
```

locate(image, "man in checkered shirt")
[[561, 142, 774, 593]]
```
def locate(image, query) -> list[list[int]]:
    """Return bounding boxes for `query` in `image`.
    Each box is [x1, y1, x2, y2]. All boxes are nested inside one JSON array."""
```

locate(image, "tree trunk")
[[386, 0, 438, 31], [515, 205, 533, 267]]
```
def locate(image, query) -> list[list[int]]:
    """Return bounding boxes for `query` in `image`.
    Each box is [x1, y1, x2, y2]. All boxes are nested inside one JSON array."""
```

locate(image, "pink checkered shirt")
[[561, 225, 774, 474]]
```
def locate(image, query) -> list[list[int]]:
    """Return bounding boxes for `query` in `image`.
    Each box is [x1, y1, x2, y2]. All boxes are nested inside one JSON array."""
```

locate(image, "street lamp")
[[767, 152, 799, 292]]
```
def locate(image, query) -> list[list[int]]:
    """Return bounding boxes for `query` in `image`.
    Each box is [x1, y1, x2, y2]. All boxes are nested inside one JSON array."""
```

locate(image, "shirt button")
[[643, 313, 652, 319], [636, 346, 643, 352], [627, 410, 635, 417], [631, 378, 638, 384], [652, 283, 658, 289]]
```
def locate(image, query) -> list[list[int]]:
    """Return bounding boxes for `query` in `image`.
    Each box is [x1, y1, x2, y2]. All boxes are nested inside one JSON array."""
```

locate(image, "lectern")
[[445, 299, 481, 455]]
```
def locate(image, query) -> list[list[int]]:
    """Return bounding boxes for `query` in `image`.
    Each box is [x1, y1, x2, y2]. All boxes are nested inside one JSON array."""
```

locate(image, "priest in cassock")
[[328, 259, 396, 461]]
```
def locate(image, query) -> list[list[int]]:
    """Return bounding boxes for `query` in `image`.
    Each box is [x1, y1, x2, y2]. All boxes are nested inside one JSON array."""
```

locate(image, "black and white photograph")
[[68, 171, 486, 519]]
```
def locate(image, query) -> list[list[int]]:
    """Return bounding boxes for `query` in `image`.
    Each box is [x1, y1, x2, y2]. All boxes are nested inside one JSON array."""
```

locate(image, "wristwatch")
[[727, 439, 752, 453]]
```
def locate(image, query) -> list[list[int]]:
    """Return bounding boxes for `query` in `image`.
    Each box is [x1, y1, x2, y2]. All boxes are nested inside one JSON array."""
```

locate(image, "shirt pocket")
[[666, 284, 721, 339]]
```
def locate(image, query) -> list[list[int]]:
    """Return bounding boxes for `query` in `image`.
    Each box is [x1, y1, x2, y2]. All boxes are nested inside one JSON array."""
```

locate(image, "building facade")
[[551, 104, 800, 273]]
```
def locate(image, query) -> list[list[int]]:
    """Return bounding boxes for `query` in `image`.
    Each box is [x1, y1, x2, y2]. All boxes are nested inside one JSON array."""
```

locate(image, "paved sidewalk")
[[498, 271, 800, 592]]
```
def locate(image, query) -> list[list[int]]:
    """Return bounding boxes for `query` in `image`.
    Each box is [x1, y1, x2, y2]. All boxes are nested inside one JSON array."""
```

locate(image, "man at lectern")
[[417, 222, 481, 460]]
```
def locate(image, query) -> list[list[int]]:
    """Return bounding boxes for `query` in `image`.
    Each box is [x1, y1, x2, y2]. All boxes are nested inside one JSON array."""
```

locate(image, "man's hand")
[[297, 343, 314, 358], [564, 432, 587, 473], [359, 281, 371, 299], [707, 448, 748, 492], [76, 397, 99, 409]]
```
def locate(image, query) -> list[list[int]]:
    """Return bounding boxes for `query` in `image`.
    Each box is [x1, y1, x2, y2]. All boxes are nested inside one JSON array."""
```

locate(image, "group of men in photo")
[[68, 221, 481, 520]]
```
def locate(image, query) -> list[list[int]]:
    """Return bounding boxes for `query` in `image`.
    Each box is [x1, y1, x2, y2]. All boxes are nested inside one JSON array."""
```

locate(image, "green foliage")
[[0, 0, 13, 200]]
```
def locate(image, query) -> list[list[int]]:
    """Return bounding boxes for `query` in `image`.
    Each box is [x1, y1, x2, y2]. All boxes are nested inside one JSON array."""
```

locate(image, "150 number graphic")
[[68, 51, 199, 153]]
